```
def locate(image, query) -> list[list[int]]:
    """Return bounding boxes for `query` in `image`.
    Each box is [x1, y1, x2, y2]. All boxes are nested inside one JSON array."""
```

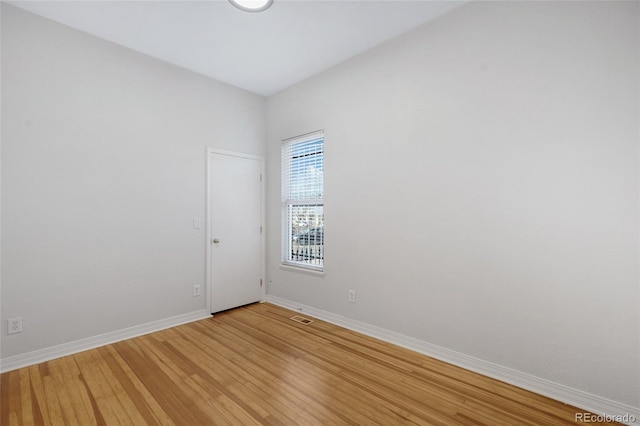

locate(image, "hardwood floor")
[[1, 303, 617, 425]]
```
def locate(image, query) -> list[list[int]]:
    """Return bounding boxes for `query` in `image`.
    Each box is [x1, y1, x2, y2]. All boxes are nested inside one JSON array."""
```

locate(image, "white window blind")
[[281, 130, 324, 270]]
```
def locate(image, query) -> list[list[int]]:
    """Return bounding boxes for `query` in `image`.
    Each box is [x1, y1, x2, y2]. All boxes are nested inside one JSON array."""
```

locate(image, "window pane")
[[287, 204, 324, 267], [285, 137, 323, 201]]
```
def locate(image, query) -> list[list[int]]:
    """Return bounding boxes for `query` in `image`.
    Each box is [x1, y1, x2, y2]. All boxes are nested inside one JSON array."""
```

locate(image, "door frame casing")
[[206, 147, 265, 314]]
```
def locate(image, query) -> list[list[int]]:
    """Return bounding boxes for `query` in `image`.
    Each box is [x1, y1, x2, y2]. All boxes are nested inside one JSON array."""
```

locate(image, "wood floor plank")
[[47, 365, 79, 426], [7, 368, 23, 425], [73, 350, 126, 425], [89, 347, 152, 426], [41, 373, 66, 425], [0, 372, 10, 425], [105, 345, 174, 426], [114, 338, 213, 425], [1, 303, 622, 425], [18, 368, 35, 425], [225, 382, 293, 425], [26, 365, 50, 425], [55, 356, 97, 426], [97, 346, 161, 426]]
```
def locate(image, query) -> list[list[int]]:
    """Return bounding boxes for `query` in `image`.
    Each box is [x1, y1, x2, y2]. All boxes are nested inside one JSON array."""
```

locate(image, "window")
[[282, 130, 324, 271]]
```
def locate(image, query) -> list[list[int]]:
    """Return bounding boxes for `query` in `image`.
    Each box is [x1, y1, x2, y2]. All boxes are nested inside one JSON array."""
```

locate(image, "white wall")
[[1, 4, 266, 358], [266, 1, 639, 408]]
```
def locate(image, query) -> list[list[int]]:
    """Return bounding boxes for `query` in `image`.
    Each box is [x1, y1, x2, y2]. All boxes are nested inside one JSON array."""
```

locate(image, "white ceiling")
[[7, 0, 466, 96]]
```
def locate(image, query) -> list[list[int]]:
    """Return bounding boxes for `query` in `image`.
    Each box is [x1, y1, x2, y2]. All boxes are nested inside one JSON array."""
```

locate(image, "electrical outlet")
[[348, 290, 356, 303], [8, 317, 22, 334], [193, 285, 201, 297]]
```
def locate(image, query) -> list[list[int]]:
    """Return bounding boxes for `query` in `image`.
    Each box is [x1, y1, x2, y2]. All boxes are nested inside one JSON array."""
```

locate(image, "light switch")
[[193, 217, 201, 229]]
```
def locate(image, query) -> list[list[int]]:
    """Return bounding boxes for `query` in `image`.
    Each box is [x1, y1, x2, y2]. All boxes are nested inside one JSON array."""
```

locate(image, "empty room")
[[1, 0, 638, 424]]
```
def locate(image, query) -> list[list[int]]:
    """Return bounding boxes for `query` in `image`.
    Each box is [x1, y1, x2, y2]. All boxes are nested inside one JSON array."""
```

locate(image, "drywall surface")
[[1, 5, 265, 358], [266, 1, 639, 407]]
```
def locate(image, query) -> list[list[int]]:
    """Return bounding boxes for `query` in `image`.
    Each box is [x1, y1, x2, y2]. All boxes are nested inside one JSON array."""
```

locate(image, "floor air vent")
[[290, 315, 314, 325]]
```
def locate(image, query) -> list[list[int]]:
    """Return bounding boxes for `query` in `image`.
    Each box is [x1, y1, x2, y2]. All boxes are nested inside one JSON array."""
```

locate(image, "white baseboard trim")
[[0, 309, 210, 373], [264, 295, 640, 426]]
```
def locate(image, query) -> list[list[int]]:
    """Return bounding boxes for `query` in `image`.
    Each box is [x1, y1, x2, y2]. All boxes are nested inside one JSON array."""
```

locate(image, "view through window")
[[281, 131, 324, 270]]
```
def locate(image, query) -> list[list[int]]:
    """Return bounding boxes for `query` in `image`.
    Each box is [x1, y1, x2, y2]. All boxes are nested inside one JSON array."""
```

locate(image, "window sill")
[[280, 263, 325, 277]]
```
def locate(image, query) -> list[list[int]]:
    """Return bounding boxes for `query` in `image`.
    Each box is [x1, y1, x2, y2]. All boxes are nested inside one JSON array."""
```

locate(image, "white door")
[[209, 151, 262, 313]]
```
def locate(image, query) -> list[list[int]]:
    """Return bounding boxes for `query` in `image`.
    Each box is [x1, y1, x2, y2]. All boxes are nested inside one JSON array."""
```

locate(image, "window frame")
[[281, 130, 324, 272]]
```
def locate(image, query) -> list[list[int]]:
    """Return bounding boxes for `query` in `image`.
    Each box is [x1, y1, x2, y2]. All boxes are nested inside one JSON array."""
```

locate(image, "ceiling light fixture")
[[228, 0, 274, 13]]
